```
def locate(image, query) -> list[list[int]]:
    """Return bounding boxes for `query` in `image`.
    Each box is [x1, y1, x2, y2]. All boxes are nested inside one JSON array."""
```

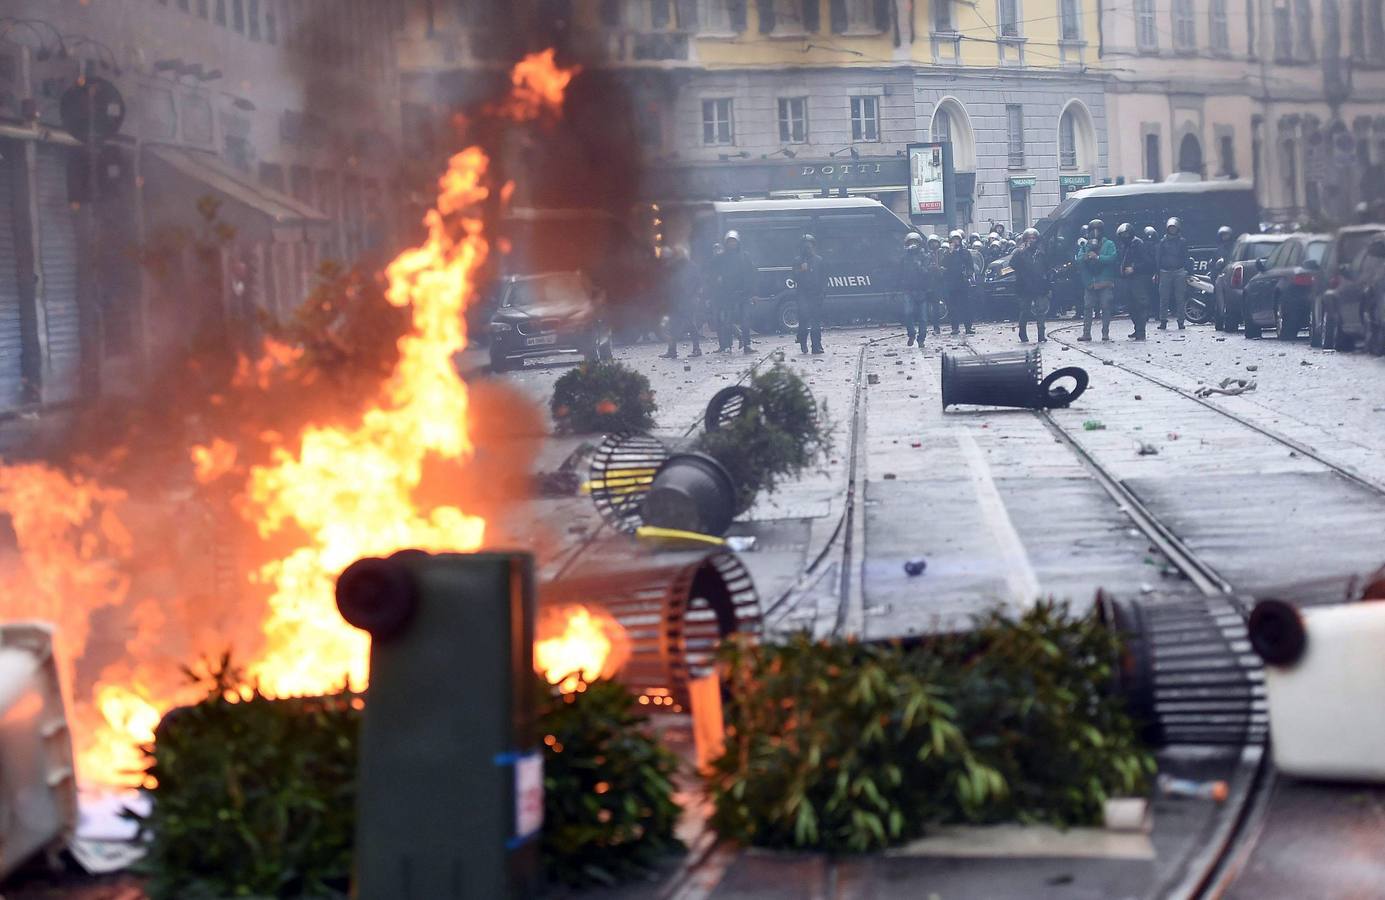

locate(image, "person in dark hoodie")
[[1075, 218, 1119, 341], [713, 229, 757, 353], [896, 232, 934, 347], [1116, 222, 1154, 341], [1012, 227, 1049, 343], [1156, 217, 1192, 330], [793, 233, 826, 354]]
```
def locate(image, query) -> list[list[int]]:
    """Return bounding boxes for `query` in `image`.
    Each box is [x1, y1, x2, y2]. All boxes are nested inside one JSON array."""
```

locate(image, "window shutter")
[[830, 0, 848, 32], [874, 0, 892, 30], [600, 0, 620, 27], [803, 0, 821, 31], [731, 0, 749, 31], [757, 0, 776, 32], [676, 0, 698, 28], [652, 0, 672, 27]]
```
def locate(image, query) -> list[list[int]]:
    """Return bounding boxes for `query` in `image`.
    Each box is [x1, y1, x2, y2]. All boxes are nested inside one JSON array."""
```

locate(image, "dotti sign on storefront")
[[643, 157, 910, 200]]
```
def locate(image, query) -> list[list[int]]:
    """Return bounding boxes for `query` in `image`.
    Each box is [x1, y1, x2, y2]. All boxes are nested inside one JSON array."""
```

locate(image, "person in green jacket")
[[1074, 217, 1118, 341]]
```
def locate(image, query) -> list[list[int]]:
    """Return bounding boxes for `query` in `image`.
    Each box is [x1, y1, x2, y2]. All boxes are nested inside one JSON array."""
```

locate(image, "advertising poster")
[[910, 143, 945, 214]]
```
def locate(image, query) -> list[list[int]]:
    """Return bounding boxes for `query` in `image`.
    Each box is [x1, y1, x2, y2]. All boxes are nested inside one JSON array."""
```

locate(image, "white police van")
[[691, 198, 913, 333]]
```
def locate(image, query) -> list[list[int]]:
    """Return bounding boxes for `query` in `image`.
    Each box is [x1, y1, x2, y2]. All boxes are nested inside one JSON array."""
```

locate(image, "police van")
[[984, 179, 1259, 316], [690, 198, 913, 333]]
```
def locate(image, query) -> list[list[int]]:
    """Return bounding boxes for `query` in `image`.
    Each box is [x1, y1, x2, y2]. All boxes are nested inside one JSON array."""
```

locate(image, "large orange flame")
[[535, 605, 631, 694], [0, 50, 578, 789]]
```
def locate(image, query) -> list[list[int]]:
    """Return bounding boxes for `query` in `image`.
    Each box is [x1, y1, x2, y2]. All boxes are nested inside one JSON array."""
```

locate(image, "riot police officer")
[[659, 246, 703, 359], [794, 233, 826, 354], [1117, 223, 1154, 341], [1012, 227, 1049, 343], [1076, 218, 1118, 342], [1156, 217, 1192, 330], [926, 234, 944, 334], [896, 232, 933, 347], [713, 229, 757, 353], [942, 230, 977, 335]]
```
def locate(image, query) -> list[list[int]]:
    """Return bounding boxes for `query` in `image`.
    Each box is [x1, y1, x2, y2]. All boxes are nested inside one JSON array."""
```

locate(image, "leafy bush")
[[536, 679, 683, 887], [695, 365, 831, 514], [136, 662, 681, 896], [550, 361, 657, 435], [134, 658, 358, 900], [708, 602, 1154, 853]]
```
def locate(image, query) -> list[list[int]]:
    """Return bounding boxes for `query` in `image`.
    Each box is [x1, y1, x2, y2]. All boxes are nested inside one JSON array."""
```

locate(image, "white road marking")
[[957, 430, 1041, 609]]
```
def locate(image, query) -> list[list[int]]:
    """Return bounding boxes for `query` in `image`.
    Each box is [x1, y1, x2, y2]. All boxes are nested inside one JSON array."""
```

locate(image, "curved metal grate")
[[587, 432, 669, 534], [704, 385, 757, 432]]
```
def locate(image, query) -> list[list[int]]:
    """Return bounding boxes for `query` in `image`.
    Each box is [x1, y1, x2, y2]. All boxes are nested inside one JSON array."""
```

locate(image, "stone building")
[[0, 0, 404, 412]]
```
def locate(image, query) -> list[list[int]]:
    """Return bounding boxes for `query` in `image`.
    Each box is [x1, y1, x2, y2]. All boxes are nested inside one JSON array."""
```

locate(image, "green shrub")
[[133, 658, 358, 900], [695, 365, 830, 514], [536, 679, 683, 887], [550, 361, 657, 435], [708, 603, 1154, 852], [135, 661, 681, 896]]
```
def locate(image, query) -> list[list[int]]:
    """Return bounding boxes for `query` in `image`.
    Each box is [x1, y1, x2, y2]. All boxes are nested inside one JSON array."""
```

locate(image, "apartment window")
[[851, 96, 881, 142], [1010, 188, 1030, 234], [773, 0, 806, 32], [249, 0, 261, 39], [1210, 0, 1230, 51], [1137, 0, 1158, 48], [1060, 0, 1081, 39], [233, 0, 245, 33], [1174, 0, 1197, 49], [1274, 0, 1293, 59], [215, 0, 227, 26], [699, 0, 736, 32], [934, 0, 954, 31], [1059, 111, 1078, 168], [1295, 0, 1315, 59], [1006, 105, 1025, 168], [998, 0, 1020, 36], [1145, 132, 1163, 181], [845, 0, 877, 30], [702, 98, 734, 145], [266, 0, 278, 43], [778, 97, 809, 144], [931, 108, 952, 144], [1219, 134, 1236, 175]]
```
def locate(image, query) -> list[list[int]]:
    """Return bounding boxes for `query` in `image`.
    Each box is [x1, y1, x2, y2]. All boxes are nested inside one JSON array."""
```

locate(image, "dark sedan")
[[486, 272, 613, 372], [1314, 224, 1385, 349], [1214, 234, 1288, 332], [1322, 236, 1385, 353], [1242, 234, 1330, 340]]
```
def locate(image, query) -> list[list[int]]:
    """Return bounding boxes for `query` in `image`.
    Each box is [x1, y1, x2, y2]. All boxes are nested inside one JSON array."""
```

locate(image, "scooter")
[[1184, 272, 1215, 325]]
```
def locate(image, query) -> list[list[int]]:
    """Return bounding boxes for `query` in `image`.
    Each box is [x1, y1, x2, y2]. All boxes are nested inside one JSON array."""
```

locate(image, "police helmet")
[[927, 234, 942, 247], [801, 233, 817, 245], [1217, 225, 1234, 241], [1116, 222, 1135, 242], [1143, 225, 1158, 241], [1022, 227, 1039, 242], [949, 229, 965, 242], [1088, 218, 1105, 234], [723, 229, 741, 245], [904, 232, 923, 247], [971, 240, 984, 250], [1166, 217, 1181, 233], [969, 232, 981, 243]]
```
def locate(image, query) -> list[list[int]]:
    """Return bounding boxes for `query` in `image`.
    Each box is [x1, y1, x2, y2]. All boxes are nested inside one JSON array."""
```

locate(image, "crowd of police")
[[658, 217, 1232, 358]]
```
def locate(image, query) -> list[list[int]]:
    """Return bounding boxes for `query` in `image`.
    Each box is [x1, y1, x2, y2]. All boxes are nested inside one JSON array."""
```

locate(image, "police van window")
[[739, 227, 805, 267], [816, 215, 884, 265]]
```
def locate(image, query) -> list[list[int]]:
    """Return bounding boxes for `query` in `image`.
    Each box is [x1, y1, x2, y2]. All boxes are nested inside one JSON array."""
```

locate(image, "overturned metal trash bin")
[[542, 550, 761, 709], [941, 349, 1088, 410]]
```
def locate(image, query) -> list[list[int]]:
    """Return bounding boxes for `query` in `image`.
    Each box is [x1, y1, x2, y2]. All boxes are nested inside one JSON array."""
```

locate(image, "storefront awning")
[[145, 146, 331, 241]]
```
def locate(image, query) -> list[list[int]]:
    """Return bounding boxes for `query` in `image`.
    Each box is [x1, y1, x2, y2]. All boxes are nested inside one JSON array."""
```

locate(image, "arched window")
[[929, 98, 976, 171], [1178, 133, 1204, 174], [1173, 0, 1197, 49], [1210, 0, 1230, 51], [1057, 101, 1097, 173], [1296, 0, 1317, 60]]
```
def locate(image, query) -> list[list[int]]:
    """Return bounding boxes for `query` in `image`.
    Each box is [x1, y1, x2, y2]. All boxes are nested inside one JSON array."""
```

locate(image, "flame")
[[535, 605, 631, 694], [0, 50, 578, 789]]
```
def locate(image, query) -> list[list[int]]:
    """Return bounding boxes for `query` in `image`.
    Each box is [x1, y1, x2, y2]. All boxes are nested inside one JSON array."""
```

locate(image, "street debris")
[[1246, 365, 1259, 371], [1158, 775, 1228, 802], [1300, 359, 1312, 366], [1083, 420, 1106, 431], [1134, 395, 1142, 400], [868, 373, 880, 384], [904, 558, 928, 576], [1195, 378, 1256, 398], [883, 473, 897, 480], [725, 536, 757, 553], [1167, 432, 1180, 441], [1138, 443, 1159, 456]]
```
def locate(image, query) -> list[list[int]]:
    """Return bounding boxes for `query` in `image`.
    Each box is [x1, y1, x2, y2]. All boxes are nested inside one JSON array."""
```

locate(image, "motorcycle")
[[1184, 272, 1215, 325]]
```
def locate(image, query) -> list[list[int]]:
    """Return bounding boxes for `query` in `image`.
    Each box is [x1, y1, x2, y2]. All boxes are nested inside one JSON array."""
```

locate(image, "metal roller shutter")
[[36, 144, 81, 402], [0, 141, 24, 410]]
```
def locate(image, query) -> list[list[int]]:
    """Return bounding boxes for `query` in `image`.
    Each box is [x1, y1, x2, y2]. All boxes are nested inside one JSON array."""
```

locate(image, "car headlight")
[[490, 322, 514, 333]]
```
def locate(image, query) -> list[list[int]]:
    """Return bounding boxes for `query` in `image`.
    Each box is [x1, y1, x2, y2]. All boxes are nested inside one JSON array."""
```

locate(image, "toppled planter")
[[550, 361, 657, 435]]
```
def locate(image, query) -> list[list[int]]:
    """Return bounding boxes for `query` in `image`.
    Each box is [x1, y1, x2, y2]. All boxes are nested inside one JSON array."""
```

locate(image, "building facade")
[[1098, 0, 1385, 223], [398, 0, 1111, 235], [0, 0, 405, 412]]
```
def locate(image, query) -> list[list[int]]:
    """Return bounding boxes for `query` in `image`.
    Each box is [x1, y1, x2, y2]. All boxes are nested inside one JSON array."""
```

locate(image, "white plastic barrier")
[[1250, 599, 1385, 782], [0, 623, 78, 881]]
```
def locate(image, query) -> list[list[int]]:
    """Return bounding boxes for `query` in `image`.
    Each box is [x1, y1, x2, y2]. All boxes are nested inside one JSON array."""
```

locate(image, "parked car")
[[486, 272, 613, 372], [1322, 236, 1385, 353], [1313, 224, 1385, 349], [1241, 233, 1331, 340], [1214, 234, 1289, 332], [690, 197, 912, 333]]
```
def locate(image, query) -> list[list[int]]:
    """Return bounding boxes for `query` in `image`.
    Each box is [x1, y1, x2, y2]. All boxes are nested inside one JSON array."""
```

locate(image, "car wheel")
[[776, 299, 800, 334], [1213, 289, 1226, 331], [1244, 318, 1261, 339], [489, 350, 510, 373], [1332, 325, 1356, 352]]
